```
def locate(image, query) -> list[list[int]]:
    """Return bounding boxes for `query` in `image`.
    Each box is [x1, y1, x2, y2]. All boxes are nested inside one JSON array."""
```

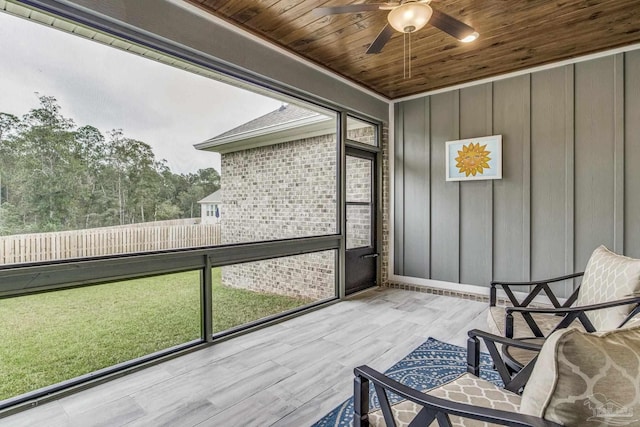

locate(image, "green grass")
[[0, 268, 312, 400]]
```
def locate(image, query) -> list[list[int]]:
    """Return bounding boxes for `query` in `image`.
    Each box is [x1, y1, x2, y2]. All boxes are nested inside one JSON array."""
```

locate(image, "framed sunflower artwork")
[[445, 135, 502, 181]]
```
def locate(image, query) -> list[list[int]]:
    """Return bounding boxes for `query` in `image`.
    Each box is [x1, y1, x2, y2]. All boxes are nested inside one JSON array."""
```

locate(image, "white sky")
[[0, 11, 282, 174]]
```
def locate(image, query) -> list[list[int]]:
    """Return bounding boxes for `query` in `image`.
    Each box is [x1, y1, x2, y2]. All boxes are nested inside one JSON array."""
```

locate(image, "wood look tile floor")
[[0, 287, 489, 427]]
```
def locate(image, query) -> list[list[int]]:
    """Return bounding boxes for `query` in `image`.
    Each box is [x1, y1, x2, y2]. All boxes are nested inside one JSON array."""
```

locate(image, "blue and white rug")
[[312, 337, 502, 427]]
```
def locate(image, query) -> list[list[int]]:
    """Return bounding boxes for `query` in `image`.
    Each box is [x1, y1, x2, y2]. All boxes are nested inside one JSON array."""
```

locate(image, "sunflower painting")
[[445, 135, 502, 181]]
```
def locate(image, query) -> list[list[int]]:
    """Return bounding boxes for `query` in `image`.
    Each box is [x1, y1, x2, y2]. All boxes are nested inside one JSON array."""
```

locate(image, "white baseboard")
[[387, 274, 567, 305]]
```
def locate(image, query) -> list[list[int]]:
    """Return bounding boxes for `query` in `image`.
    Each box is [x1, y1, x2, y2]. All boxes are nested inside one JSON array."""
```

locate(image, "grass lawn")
[[0, 268, 313, 401]]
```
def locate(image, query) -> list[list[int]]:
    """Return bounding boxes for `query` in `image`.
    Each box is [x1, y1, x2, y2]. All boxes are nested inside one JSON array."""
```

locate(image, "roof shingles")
[[213, 104, 319, 140]]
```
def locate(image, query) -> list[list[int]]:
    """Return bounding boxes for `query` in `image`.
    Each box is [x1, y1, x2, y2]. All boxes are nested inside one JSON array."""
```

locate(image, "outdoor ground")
[[0, 268, 312, 400], [0, 289, 490, 426]]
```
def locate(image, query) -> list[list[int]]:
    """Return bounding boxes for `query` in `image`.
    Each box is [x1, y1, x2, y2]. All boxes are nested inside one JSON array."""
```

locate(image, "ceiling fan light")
[[460, 31, 479, 43], [387, 3, 433, 33]]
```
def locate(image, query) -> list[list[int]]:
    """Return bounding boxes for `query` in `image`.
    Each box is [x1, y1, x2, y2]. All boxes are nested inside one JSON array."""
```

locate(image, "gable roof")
[[214, 104, 318, 139], [194, 103, 334, 154], [197, 189, 222, 204]]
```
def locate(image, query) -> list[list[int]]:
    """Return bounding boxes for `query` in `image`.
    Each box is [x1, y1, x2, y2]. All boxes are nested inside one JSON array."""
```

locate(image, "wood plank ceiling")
[[188, 0, 640, 99]]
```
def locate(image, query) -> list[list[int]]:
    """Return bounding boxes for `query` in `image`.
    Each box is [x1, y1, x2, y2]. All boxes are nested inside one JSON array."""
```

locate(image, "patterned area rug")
[[311, 337, 502, 427]]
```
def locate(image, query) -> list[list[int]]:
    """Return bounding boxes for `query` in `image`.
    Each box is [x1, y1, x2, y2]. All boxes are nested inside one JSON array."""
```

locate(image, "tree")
[[0, 95, 221, 234], [8, 95, 79, 230], [154, 200, 181, 220], [0, 203, 23, 235], [105, 130, 170, 224], [0, 113, 19, 141], [73, 125, 109, 227], [0, 113, 20, 209], [175, 168, 221, 218]]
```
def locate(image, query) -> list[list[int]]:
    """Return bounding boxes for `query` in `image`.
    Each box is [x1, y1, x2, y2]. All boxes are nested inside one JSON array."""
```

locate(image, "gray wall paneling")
[[626, 51, 640, 258], [402, 98, 430, 278], [530, 66, 574, 296], [564, 66, 576, 293], [530, 68, 564, 278], [459, 84, 493, 286], [614, 54, 625, 255], [394, 50, 640, 291], [574, 57, 617, 270], [492, 75, 531, 282], [394, 104, 405, 274], [429, 91, 460, 283]]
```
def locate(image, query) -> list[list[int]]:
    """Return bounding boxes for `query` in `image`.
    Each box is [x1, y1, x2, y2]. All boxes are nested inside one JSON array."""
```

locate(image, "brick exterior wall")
[[347, 126, 376, 146], [224, 251, 336, 299], [220, 126, 375, 300], [346, 155, 372, 249], [220, 134, 336, 300], [220, 135, 337, 243], [346, 204, 371, 249], [380, 125, 390, 286]]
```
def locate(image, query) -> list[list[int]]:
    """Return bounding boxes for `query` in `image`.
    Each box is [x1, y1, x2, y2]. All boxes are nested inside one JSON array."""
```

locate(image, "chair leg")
[[506, 312, 514, 338], [466, 336, 480, 377], [354, 374, 370, 427]]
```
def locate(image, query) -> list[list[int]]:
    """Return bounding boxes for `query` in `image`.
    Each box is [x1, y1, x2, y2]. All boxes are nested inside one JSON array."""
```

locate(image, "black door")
[[345, 148, 377, 295]]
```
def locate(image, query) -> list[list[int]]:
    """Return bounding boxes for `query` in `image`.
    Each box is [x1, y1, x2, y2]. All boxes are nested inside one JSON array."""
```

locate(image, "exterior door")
[[345, 148, 377, 295]]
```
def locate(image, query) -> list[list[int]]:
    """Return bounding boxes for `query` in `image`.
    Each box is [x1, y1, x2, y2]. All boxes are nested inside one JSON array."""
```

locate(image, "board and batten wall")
[[393, 50, 640, 296]]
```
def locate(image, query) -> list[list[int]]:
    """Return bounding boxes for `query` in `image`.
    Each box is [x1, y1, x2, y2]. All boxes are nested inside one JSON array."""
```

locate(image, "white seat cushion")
[[487, 305, 570, 338], [367, 373, 521, 427]]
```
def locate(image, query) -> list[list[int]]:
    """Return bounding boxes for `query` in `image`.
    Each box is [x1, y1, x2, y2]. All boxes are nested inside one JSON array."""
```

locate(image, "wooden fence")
[[0, 221, 221, 265]]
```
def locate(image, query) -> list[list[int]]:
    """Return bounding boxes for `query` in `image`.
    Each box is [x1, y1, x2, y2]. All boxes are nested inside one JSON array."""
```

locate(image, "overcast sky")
[[0, 11, 282, 174]]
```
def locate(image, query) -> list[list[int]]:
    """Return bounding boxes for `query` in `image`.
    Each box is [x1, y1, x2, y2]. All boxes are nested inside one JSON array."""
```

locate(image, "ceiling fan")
[[313, 0, 479, 54]]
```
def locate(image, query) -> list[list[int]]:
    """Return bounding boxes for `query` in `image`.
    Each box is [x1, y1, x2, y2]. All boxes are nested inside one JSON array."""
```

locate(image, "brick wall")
[[346, 155, 372, 249], [222, 251, 336, 299], [220, 127, 375, 300], [220, 134, 336, 300], [380, 125, 390, 285], [346, 126, 376, 146], [221, 135, 337, 243]]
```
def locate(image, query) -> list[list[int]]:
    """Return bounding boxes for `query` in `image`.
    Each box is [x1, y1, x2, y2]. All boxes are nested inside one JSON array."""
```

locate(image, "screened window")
[[0, 9, 337, 263], [346, 117, 377, 146], [0, 2, 340, 409]]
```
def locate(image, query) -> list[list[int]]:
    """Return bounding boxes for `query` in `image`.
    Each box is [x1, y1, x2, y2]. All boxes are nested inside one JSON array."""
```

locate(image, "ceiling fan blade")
[[313, 3, 395, 16], [366, 24, 394, 54], [429, 8, 478, 41]]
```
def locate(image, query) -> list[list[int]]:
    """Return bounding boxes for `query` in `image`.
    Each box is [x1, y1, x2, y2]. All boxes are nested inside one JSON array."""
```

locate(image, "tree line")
[[0, 95, 220, 235]]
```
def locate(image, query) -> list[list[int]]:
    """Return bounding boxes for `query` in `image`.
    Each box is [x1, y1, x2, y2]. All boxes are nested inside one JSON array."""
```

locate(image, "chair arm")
[[467, 329, 543, 392], [506, 295, 640, 315], [354, 365, 561, 427], [491, 272, 584, 287], [490, 272, 583, 307], [468, 329, 543, 352], [506, 296, 640, 335]]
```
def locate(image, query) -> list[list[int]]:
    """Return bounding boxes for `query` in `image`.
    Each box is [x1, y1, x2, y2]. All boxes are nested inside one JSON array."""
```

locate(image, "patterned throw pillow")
[[520, 327, 640, 426], [575, 245, 640, 330]]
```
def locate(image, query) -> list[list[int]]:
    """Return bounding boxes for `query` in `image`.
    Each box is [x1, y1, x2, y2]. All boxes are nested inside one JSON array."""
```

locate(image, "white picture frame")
[[445, 135, 502, 182]]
